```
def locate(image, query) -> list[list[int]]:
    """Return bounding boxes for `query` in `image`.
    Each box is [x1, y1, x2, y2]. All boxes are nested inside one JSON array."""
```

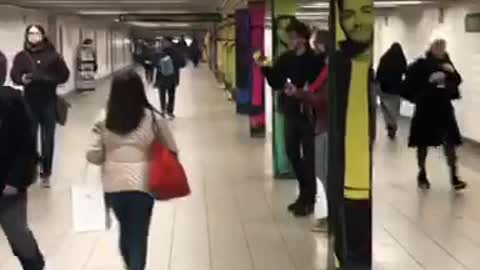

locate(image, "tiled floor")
[[0, 65, 479, 270]]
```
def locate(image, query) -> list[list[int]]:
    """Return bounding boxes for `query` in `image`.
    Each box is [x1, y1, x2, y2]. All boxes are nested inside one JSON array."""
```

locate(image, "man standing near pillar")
[[257, 18, 324, 217]]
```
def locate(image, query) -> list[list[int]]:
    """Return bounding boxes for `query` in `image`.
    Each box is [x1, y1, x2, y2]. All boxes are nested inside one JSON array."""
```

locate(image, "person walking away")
[[142, 43, 155, 84], [11, 24, 70, 188], [402, 39, 466, 190], [256, 18, 324, 217], [158, 37, 186, 120], [86, 70, 178, 270], [376, 43, 407, 140], [189, 37, 202, 67], [0, 50, 45, 270]]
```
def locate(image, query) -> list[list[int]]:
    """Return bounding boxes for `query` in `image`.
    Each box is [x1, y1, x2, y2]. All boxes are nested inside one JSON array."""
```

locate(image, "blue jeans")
[[0, 193, 45, 270], [105, 192, 154, 270]]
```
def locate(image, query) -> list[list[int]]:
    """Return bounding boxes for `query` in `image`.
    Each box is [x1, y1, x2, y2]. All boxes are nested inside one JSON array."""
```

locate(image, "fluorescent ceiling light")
[[78, 10, 189, 15], [296, 11, 329, 17], [302, 1, 434, 9], [127, 21, 191, 28]]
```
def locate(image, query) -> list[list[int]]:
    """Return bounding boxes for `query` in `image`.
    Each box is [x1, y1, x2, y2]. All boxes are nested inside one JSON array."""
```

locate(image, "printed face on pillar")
[[339, 0, 374, 44], [27, 26, 44, 45]]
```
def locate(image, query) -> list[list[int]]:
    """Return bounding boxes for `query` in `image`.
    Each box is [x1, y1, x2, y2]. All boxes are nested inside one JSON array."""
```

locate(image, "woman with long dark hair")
[[11, 24, 70, 188], [402, 39, 466, 190], [87, 70, 178, 270], [376, 42, 407, 139]]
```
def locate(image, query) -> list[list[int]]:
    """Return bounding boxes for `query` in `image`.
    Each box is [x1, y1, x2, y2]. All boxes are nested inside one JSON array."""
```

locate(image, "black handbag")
[[56, 96, 70, 126]]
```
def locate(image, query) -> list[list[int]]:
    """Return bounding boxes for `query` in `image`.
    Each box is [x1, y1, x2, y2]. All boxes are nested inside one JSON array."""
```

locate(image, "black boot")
[[452, 176, 467, 191], [287, 199, 301, 212], [387, 126, 397, 140], [293, 203, 314, 217], [417, 171, 431, 190]]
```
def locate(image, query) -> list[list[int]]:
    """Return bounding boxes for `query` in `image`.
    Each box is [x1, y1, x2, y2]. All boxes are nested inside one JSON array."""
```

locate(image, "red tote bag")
[[149, 111, 190, 200]]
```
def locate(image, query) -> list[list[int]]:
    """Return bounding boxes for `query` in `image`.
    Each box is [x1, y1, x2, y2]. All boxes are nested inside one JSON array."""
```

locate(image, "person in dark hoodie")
[[0, 50, 45, 270], [376, 42, 407, 139], [10, 24, 70, 188], [402, 39, 466, 191], [257, 18, 324, 217]]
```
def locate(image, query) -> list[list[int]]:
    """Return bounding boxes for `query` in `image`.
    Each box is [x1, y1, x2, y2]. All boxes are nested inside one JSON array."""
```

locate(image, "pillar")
[[327, 0, 374, 269], [271, 0, 297, 178], [249, 1, 266, 137]]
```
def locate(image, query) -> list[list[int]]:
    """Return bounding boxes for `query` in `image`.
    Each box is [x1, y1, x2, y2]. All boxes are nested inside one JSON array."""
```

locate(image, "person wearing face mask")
[[402, 39, 466, 191], [256, 18, 324, 217], [0, 50, 46, 270], [11, 24, 70, 188]]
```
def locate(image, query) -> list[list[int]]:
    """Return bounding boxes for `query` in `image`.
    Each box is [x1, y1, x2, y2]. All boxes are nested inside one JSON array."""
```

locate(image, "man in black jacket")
[[0, 50, 45, 270], [156, 37, 186, 119], [258, 19, 324, 217]]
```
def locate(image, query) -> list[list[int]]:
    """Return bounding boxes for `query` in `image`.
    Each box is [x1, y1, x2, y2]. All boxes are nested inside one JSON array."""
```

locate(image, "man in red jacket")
[[0, 50, 45, 270]]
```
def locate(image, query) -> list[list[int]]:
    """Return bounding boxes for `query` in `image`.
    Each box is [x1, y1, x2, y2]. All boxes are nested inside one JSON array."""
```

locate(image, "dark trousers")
[[144, 66, 154, 83], [285, 116, 316, 205], [26, 98, 56, 176], [417, 143, 458, 178], [0, 193, 45, 270], [159, 85, 177, 114], [105, 192, 154, 270]]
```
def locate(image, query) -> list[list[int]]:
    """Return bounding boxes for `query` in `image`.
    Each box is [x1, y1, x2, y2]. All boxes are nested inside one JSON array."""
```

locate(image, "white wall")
[[375, 2, 480, 141], [55, 15, 132, 94], [0, 5, 132, 94]]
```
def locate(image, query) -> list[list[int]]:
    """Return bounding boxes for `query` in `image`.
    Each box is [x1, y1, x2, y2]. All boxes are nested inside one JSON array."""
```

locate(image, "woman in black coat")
[[402, 39, 466, 190], [10, 24, 70, 188]]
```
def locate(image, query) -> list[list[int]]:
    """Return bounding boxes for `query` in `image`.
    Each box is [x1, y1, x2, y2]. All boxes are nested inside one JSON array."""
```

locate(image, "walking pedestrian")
[[10, 24, 70, 188], [402, 39, 466, 190], [376, 43, 407, 139]]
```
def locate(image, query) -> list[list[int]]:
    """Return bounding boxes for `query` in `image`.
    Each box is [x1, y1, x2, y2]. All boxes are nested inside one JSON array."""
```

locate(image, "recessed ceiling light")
[[127, 21, 191, 28]]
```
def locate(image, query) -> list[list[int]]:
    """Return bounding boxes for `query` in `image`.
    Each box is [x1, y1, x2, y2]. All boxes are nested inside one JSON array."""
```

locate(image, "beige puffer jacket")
[[86, 109, 178, 194]]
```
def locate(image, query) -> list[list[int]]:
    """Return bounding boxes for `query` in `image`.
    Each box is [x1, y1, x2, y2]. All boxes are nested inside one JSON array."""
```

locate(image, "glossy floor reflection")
[[0, 65, 478, 270]]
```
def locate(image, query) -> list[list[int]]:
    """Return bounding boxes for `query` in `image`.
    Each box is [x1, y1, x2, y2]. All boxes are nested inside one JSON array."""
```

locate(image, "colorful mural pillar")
[[235, 9, 252, 114], [249, 1, 266, 137], [327, 0, 374, 269], [271, 0, 297, 178]]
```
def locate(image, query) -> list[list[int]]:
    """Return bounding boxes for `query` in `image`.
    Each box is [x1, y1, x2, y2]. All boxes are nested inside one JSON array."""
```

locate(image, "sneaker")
[[41, 177, 51, 189], [167, 113, 175, 120], [452, 176, 467, 191], [312, 218, 328, 233], [417, 171, 431, 190], [293, 204, 314, 217]]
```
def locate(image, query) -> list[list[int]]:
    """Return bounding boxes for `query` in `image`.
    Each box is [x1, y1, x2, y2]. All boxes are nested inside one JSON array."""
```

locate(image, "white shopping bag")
[[71, 165, 108, 233]]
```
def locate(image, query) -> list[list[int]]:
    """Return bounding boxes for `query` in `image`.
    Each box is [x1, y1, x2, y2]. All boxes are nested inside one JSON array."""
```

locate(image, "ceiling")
[[0, 0, 450, 37], [1, 0, 224, 14]]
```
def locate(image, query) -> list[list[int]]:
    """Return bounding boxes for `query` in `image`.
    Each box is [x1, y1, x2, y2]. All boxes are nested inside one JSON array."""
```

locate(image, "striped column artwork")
[[235, 9, 252, 114], [327, 0, 374, 269], [249, 1, 266, 137]]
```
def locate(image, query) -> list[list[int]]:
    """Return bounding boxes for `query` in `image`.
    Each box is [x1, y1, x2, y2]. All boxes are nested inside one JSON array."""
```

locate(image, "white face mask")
[[27, 27, 43, 45]]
